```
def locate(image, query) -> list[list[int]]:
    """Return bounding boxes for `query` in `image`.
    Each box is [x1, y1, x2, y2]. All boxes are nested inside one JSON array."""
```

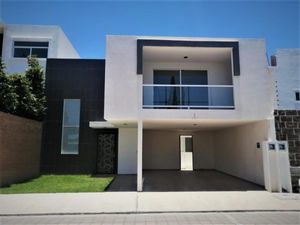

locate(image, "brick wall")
[[0, 112, 42, 187], [274, 110, 300, 190]]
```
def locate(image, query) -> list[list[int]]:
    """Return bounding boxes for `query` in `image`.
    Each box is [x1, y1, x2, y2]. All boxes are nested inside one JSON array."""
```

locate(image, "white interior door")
[[180, 135, 193, 171]]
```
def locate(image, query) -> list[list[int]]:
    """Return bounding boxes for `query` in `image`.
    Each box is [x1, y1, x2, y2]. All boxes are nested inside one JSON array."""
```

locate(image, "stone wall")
[[274, 110, 300, 190], [0, 112, 42, 187]]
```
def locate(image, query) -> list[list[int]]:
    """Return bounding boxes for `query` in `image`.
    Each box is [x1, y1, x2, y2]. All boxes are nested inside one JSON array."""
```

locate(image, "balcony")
[[143, 84, 234, 109]]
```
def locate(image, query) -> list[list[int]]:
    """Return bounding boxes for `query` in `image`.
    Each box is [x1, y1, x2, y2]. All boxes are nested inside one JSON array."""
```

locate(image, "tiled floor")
[[1, 212, 299, 225], [107, 170, 264, 192]]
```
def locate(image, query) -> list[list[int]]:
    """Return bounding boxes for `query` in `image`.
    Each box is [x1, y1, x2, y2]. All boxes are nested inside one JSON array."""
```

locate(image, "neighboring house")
[[0, 23, 79, 74], [269, 49, 300, 189], [271, 49, 300, 110], [41, 35, 286, 192]]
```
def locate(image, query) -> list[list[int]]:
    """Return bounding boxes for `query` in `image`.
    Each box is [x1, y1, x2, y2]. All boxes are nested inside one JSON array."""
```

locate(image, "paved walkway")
[[0, 191, 299, 215], [1, 212, 300, 225]]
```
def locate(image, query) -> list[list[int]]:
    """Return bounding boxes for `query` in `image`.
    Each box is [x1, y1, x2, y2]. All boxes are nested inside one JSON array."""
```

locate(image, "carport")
[[107, 170, 264, 192], [140, 120, 269, 192], [108, 120, 269, 192], [143, 170, 263, 192]]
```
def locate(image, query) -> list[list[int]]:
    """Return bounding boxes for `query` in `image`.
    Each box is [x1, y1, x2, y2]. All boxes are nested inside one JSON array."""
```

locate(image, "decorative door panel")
[[97, 133, 116, 174]]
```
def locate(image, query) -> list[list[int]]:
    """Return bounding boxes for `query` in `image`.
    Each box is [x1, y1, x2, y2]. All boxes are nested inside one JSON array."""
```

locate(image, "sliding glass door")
[[153, 70, 208, 107], [153, 70, 180, 106], [181, 70, 208, 107]]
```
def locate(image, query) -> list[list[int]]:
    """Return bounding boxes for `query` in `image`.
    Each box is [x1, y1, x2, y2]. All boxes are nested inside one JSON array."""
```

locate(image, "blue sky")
[[1, 0, 299, 59]]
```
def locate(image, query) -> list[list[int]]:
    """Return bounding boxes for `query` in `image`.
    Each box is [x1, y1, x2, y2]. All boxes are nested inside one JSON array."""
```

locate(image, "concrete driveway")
[[107, 170, 264, 192]]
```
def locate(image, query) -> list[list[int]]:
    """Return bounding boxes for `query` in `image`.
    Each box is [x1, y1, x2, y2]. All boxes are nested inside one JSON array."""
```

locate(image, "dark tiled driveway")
[[106, 170, 264, 192]]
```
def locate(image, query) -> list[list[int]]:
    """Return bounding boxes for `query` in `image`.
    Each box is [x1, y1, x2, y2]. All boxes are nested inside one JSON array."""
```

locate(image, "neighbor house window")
[[13, 41, 49, 58], [295, 91, 300, 101], [61, 99, 81, 155]]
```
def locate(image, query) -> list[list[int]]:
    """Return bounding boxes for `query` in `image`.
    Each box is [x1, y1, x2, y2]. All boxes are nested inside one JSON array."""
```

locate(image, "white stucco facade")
[[270, 49, 300, 110], [103, 35, 279, 191], [117, 128, 137, 174], [1, 24, 79, 74], [105, 35, 273, 124]]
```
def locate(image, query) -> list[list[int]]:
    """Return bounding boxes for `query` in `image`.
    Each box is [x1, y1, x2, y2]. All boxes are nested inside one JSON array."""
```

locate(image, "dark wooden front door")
[[97, 132, 117, 174]]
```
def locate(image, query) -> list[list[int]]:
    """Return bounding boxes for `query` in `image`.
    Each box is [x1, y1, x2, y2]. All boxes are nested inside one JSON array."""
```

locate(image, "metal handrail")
[[143, 84, 233, 87]]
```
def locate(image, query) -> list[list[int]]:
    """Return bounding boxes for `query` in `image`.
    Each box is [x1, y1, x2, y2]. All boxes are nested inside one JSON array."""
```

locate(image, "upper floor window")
[[61, 99, 81, 155], [13, 41, 49, 58], [295, 91, 300, 102]]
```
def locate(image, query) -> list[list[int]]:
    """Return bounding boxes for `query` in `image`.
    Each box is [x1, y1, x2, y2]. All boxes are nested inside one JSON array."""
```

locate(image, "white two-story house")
[[88, 35, 277, 191]]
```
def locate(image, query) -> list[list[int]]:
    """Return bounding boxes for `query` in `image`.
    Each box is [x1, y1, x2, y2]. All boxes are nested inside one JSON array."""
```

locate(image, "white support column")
[[137, 74, 143, 192], [267, 117, 276, 141], [137, 120, 143, 191]]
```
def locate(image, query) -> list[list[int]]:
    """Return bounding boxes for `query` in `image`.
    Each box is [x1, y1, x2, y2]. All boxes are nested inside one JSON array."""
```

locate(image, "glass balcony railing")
[[143, 84, 234, 109]]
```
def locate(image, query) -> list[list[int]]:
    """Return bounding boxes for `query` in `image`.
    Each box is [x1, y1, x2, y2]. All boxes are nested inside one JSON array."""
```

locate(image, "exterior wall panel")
[[0, 112, 42, 187], [118, 128, 138, 174], [272, 49, 300, 110], [143, 130, 215, 170], [41, 59, 105, 174], [214, 121, 268, 186], [274, 110, 300, 188]]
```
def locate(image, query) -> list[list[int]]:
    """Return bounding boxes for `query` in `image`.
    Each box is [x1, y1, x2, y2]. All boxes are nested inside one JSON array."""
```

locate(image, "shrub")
[[0, 57, 46, 121], [25, 57, 46, 120], [0, 61, 18, 113]]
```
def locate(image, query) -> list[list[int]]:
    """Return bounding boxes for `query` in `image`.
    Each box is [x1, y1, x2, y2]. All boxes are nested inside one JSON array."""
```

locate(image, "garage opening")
[[142, 120, 268, 192]]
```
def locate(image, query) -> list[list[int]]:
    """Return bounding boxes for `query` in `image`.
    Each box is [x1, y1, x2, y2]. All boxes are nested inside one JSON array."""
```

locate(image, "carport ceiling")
[[143, 119, 262, 131], [143, 46, 232, 63]]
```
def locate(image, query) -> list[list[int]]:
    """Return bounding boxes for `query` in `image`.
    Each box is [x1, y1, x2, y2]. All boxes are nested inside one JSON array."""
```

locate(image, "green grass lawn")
[[0, 175, 114, 194]]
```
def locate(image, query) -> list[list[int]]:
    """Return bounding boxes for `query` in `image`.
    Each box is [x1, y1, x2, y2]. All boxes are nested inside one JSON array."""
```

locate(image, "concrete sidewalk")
[[0, 191, 299, 215]]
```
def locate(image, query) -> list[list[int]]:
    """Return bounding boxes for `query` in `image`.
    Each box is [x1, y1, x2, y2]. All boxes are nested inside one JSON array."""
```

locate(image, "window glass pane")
[[14, 41, 49, 47], [32, 48, 48, 58], [14, 48, 30, 58], [61, 99, 80, 155], [154, 70, 180, 84], [185, 137, 193, 152], [182, 87, 208, 106], [296, 92, 300, 101], [154, 86, 180, 106], [180, 135, 193, 152], [63, 99, 80, 126], [62, 127, 79, 154], [181, 70, 208, 85]]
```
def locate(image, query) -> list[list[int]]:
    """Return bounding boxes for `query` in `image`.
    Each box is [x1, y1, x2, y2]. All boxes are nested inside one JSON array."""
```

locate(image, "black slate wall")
[[274, 110, 300, 189], [41, 59, 105, 173]]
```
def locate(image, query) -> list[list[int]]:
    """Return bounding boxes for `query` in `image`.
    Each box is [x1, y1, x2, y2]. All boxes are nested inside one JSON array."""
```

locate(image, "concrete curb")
[[1, 209, 300, 217]]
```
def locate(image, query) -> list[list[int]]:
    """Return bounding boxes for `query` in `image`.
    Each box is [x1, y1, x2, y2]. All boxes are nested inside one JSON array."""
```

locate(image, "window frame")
[[61, 99, 81, 155], [13, 40, 49, 59]]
